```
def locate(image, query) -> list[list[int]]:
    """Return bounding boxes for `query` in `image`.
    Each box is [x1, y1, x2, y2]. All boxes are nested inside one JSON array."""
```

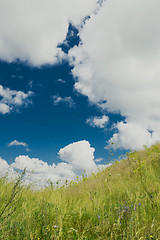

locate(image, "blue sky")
[[0, 0, 160, 188], [0, 52, 124, 164]]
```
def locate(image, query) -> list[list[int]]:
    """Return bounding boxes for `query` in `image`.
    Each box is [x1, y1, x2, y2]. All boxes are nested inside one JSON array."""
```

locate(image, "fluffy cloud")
[[0, 140, 109, 188], [53, 95, 75, 108], [11, 155, 76, 187], [0, 158, 18, 180], [69, 0, 160, 150], [0, 85, 33, 114], [8, 140, 28, 147], [107, 121, 160, 150], [0, 0, 99, 66], [0, 156, 74, 188], [58, 140, 97, 173], [86, 115, 109, 128], [0, 103, 10, 115]]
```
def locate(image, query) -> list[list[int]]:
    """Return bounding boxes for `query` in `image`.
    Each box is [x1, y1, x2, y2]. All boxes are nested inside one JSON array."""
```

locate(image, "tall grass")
[[0, 144, 160, 239]]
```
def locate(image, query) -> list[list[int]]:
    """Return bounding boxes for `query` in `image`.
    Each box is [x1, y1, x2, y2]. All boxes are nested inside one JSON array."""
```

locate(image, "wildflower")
[[134, 207, 136, 210], [98, 215, 100, 219], [139, 203, 141, 205], [54, 225, 58, 228]]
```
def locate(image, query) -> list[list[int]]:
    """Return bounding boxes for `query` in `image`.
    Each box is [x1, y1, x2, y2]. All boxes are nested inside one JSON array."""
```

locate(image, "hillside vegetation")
[[0, 144, 160, 239]]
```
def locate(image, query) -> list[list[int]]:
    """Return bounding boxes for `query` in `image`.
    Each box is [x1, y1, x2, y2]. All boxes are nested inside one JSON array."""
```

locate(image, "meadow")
[[0, 144, 160, 239]]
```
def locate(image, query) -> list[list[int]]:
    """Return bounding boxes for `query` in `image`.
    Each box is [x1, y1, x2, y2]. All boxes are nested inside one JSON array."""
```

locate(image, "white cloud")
[[0, 103, 11, 114], [57, 79, 66, 84], [107, 121, 160, 150], [0, 0, 99, 66], [0, 157, 18, 180], [86, 115, 109, 128], [0, 140, 110, 189], [94, 158, 103, 163], [0, 85, 33, 114], [53, 95, 75, 108], [8, 140, 28, 147], [58, 140, 97, 173], [69, 0, 160, 150], [11, 155, 76, 188]]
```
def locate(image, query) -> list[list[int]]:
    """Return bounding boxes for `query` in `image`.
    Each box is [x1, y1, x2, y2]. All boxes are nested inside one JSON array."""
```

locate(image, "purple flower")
[[134, 207, 136, 210], [98, 215, 100, 219], [139, 203, 141, 205]]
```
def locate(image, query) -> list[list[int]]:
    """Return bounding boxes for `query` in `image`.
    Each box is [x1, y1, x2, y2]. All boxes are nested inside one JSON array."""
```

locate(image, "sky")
[[0, 0, 160, 188]]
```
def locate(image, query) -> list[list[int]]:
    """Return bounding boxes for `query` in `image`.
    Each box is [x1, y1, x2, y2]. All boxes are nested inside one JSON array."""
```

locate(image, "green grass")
[[1, 144, 160, 239]]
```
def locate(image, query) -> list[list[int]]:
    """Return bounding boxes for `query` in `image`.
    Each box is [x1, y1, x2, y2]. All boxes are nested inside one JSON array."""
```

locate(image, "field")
[[0, 144, 160, 239]]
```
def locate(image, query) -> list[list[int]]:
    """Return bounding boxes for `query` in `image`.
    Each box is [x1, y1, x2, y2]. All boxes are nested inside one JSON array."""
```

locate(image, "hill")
[[0, 144, 160, 239]]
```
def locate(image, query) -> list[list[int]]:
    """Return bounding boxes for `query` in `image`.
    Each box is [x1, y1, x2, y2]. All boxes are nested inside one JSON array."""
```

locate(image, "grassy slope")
[[0, 144, 160, 239]]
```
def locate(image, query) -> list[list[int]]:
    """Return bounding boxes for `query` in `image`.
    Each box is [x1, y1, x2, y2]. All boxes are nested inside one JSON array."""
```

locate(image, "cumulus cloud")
[[53, 95, 75, 108], [107, 121, 160, 150], [58, 140, 97, 173], [0, 85, 33, 114], [0, 157, 18, 180], [0, 140, 109, 189], [69, 0, 160, 150], [0, 103, 10, 115], [0, 0, 99, 66], [8, 140, 28, 147], [0, 156, 75, 188], [86, 115, 109, 128], [11, 155, 76, 187]]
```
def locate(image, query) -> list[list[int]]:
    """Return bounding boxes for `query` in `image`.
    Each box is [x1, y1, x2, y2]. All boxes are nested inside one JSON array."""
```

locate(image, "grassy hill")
[[0, 144, 160, 239]]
